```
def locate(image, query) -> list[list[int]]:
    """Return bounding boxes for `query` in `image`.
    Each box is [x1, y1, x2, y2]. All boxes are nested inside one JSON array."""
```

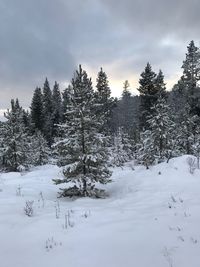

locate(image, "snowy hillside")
[[1, 156, 200, 267]]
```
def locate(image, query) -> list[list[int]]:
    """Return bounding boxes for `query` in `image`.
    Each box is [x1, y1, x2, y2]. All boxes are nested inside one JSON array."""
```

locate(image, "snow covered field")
[[1, 155, 200, 267]]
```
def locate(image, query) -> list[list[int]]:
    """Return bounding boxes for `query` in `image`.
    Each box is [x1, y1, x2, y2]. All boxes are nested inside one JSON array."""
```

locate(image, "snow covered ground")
[[1, 155, 200, 267]]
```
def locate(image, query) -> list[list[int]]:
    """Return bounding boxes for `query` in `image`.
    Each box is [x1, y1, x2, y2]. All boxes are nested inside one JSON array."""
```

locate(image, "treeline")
[[0, 40, 200, 196]]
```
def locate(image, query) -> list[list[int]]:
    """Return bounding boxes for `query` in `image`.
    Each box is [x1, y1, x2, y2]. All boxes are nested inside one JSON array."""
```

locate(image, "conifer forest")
[[1, 41, 200, 196]]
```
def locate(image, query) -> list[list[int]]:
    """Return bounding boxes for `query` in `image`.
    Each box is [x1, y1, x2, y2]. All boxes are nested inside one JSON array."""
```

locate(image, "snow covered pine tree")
[[53, 65, 112, 198], [2, 99, 29, 171]]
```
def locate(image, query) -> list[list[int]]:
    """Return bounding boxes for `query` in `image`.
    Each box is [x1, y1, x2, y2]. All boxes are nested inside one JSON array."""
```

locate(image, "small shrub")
[[54, 200, 60, 219], [24, 200, 34, 217], [63, 210, 75, 229], [38, 191, 45, 208], [16, 185, 22, 196], [187, 157, 196, 174]]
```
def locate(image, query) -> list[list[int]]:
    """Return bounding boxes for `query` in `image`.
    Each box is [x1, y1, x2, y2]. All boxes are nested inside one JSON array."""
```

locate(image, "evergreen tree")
[[169, 79, 187, 120], [137, 97, 181, 166], [192, 125, 200, 169], [121, 81, 132, 131], [137, 130, 155, 169], [110, 127, 134, 167], [52, 81, 63, 136], [2, 99, 29, 171], [62, 85, 72, 118], [30, 131, 50, 166], [30, 87, 44, 132], [123, 80, 131, 93], [138, 63, 157, 129], [111, 81, 139, 158], [22, 109, 31, 131], [53, 65, 112, 198], [42, 78, 53, 146], [182, 40, 200, 91], [0, 122, 4, 168], [95, 67, 115, 133], [96, 67, 111, 103], [181, 40, 200, 116], [176, 104, 198, 155], [154, 70, 167, 98], [147, 97, 175, 162]]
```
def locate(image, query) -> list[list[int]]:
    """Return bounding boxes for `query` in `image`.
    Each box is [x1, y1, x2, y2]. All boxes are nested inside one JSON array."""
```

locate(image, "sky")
[[0, 0, 200, 112]]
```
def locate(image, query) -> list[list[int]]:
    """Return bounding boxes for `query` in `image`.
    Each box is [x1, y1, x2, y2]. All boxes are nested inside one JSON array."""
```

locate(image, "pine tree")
[[137, 95, 178, 167], [112, 88, 140, 143], [22, 109, 31, 131], [52, 81, 63, 136], [120, 80, 135, 133], [110, 127, 133, 167], [30, 87, 44, 132], [53, 65, 112, 198], [95, 67, 115, 133], [147, 97, 175, 162], [96, 67, 111, 103], [0, 121, 4, 168], [2, 99, 29, 171], [182, 40, 200, 91], [138, 63, 157, 129], [137, 130, 155, 169], [181, 40, 200, 116], [62, 85, 72, 119], [42, 78, 53, 146], [30, 131, 50, 166], [154, 70, 167, 98], [169, 79, 188, 120], [176, 104, 198, 155], [192, 124, 200, 169]]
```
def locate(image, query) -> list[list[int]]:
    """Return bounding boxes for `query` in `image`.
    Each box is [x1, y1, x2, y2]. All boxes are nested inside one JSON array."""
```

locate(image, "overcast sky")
[[0, 0, 199, 110]]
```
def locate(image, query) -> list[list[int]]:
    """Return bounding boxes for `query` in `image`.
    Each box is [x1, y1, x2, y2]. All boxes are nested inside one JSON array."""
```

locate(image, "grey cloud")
[[0, 0, 112, 108], [0, 0, 76, 107], [100, 0, 200, 39], [0, 0, 199, 108], [95, 0, 200, 90]]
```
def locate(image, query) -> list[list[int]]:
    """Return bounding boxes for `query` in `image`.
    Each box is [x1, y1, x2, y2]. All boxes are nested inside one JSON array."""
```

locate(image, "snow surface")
[[1, 155, 200, 267]]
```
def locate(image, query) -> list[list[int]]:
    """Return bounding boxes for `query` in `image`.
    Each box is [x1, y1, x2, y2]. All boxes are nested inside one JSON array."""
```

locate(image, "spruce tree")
[[169, 79, 188, 120], [42, 78, 53, 146], [182, 41, 200, 91], [53, 65, 112, 198], [147, 97, 175, 162], [0, 121, 4, 168], [52, 81, 63, 136], [176, 104, 198, 155], [137, 130, 155, 169], [192, 124, 200, 168], [137, 96, 180, 165], [30, 131, 50, 166], [181, 40, 200, 116], [110, 127, 133, 167], [120, 80, 135, 133], [30, 87, 44, 132], [154, 70, 167, 98], [22, 110, 31, 131], [138, 63, 157, 129], [2, 99, 29, 171], [62, 85, 72, 119], [95, 67, 115, 133]]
